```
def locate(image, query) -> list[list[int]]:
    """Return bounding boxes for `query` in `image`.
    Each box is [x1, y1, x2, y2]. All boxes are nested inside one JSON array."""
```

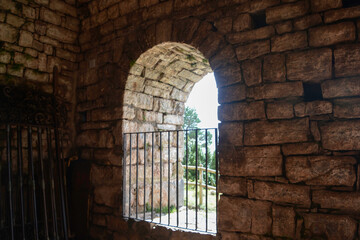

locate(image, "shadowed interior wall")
[[2, 0, 360, 239]]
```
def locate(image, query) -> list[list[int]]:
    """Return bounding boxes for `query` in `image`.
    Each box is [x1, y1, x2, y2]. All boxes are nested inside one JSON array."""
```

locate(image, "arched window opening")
[[122, 43, 219, 234]]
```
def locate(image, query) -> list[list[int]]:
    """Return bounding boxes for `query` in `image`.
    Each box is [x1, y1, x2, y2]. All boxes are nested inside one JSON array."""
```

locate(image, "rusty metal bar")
[[16, 125, 26, 239]]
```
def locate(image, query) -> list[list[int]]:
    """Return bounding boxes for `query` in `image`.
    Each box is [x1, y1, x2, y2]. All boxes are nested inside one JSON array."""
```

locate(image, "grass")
[[184, 185, 217, 212], [146, 203, 177, 214]]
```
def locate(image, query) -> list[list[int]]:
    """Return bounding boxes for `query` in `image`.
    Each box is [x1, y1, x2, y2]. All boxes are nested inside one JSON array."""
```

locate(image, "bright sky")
[[185, 73, 219, 129]]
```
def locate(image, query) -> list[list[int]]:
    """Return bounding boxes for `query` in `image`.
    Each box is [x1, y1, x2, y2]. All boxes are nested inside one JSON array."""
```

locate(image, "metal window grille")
[[123, 128, 219, 233], [0, 84, 69, 240]]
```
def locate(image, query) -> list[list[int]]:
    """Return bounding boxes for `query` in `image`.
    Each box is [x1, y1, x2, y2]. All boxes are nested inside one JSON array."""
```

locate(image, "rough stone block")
[[244, 118, 309, 145], [311, 0, 342, 12], [227, 26, 274, 44], [263, 54, 285, 82], [271, 31, 307, 52], [219, 145, 282, 177], [236, 40, 270, 61], [293, 14, 322, 30], [242, 59, 262, 86], [49, 0, 77, 17], [219, 122, 243, 146], [233, 14, 252, 32], [219, 176, 247, 196], [214, 64, 242, 88], [91, 164, 121, 186], [6, 13, 25, 27], [218, 101, 265, 121], [294, 101, 333, 117], [272, 206, 295, 238], [287, 48, 332, 82], [40, 7, 61, 25], [94, 185, 121, 207], [247, 81, 303, 100], [46, 25, 77, 43], [313, 190, 360, 213], [303, 214, 357, 240], [266, 1, 309, 24], [266, 102, 293, 119], [334, 44, 360, 77], [0, 51, 11, 64], [24, 69, 49, 82], [309, 22, 355, 47], [320, 120, 360, 150], [285, 156, 356, 185], [14, 52, 38, 69], [249, 0, 280, 13], [324, 6, 360, 23], [218, 196, 272, 234], [275, 21, 292, 34], [218, 84, 246, 104], [322, 78, 360, 98], [248, 181, 311, 207], [282, 142, 319, 156], [0, 23, 18, 43], [334, 98, 360, 118]]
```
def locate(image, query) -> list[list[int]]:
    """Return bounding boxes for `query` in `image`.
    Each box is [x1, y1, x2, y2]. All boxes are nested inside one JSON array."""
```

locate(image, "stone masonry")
[[2, 0, 360, 239]]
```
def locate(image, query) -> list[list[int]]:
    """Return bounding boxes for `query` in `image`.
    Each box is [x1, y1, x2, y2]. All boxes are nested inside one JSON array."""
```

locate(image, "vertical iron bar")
[[46, 128, 58, 239], [167, 131, 170, 225], [185, 130, 188, 229], [38, 128, 49, 240], [122, 134, 127, 218], [128, 134, 132, 218], [205, 129, 208, 232], [151, 132, 154, 221], [28, 127, 39, 240], [159, 132, 162, 224], [215, 129, 219, 232], [6, 125, 14, 240], [143, 133, 146, 220], [176, 130, 179, 227], [136, 133, 139, 219], [54, 127, 68, 240], [59, 130, 70, 238], [195, 129, 198, 230], [16, 126, 26, 239]]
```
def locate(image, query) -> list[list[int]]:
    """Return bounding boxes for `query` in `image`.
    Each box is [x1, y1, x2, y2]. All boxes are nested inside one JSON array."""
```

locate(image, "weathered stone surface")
[[6, 13, 25, 27], [218, 196, 272, 234], [220, 145, 282, 177], [285, 156, 356, 185], [233, 14, 252, 32], [322, 77, 360, 98], [244, 118, 309, 145], [219, 101, 265, 121], [324, 6, 360, 23], [0, 23, 18, 43], [275, 21, 292, 34], [313, 190, 360, 213], [214, 64, 242, 88], [311, 0, 342, 12], [247, 82, 303, 100], [124, 91, 153, 110], [282, 142, 319, 156], [248, 181, 311, 207], [303, 214, 357, 240], [14, 52, 38, 69], [0, 51, 11, 64], [272, 206, 295, 238], [242, 59, 262, 87], [219, 176, 247, 196], [263, 54, 285, 82], [47, 25, 77, 43], [334, 98, 360, 118], [227, 26, 274, 44], [287, 48, 332, 82], [266, 102, 293, 119], [219, 122, 243, 146], [271, 31, 307, 52], [320, 120, 360, 150], [236, 40, 270, 61], [309, 22, 355, 47], [334, 44, 360, 77], [266, 1, 309, 24], [40, 7, 62, 25], [24, 69, 49, 82], [94, 185, 121, 207], [294, 101, 333, 117], [50, 0, 77, 17], [218, 84, 246, 104], [293, 14, 322, 30]]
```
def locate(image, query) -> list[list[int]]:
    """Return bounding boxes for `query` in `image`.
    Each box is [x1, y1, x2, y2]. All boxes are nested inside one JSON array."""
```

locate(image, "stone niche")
[[122, 42, 212, 216]]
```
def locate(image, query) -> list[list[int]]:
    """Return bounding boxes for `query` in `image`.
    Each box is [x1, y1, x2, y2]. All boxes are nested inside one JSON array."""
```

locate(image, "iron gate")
[[0, 83, 69, 240]]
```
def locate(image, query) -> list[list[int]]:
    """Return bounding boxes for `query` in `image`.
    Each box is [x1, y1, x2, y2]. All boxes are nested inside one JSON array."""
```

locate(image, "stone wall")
[[0, 0, 79, 156], [3, 0, 360, 239]]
